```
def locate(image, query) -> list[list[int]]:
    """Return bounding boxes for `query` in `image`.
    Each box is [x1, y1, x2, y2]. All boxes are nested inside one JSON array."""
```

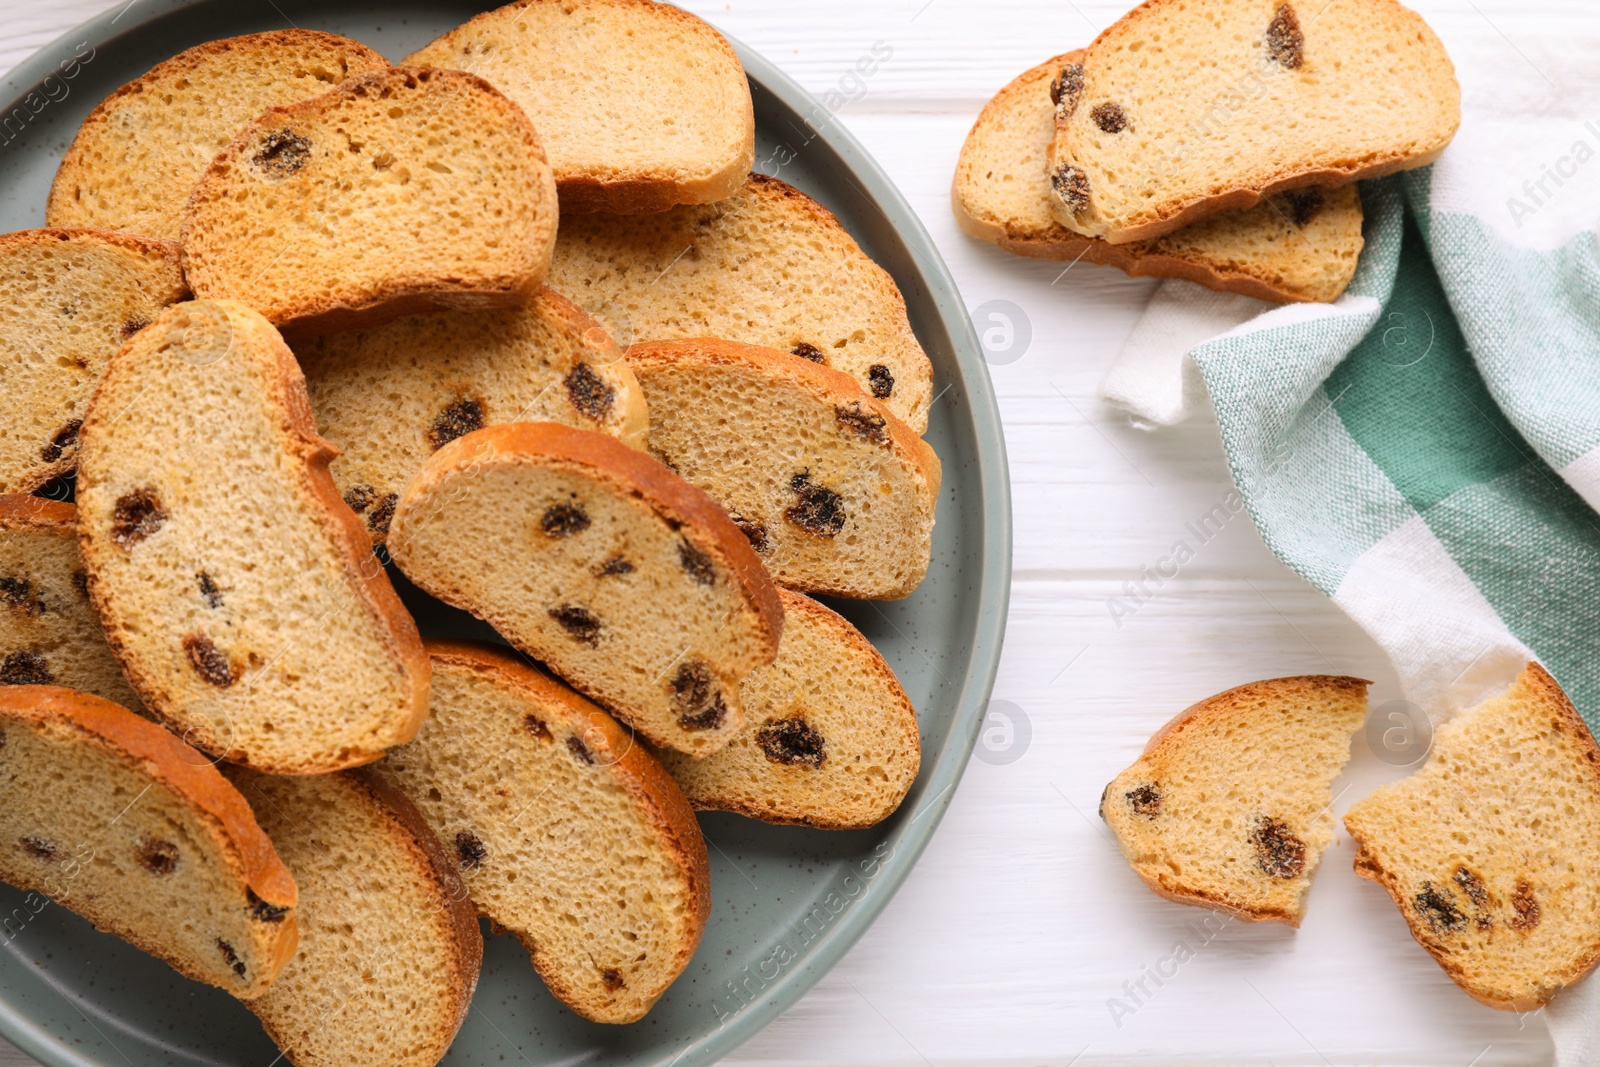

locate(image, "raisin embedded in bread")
[[1101, 675, 1369, 926], [75, 299, 430, 774], [953, 52, 1364, 303], [182, 66, 558, 338], [297, 288, 648, 545], [549, 174, 934, 432], [625, 339, 941, 600], [405, 0, 753, 214], [0, 228, 187, 493], [47, 30, 390, 241], [388, 422, 783, 757], [372, 641, 711, 1023], [657, 589, 921, 829], [0, 497, 141, 711], [0, 684, 297, 997], [228, 767, 482, 1067], [1047, 0, 1458, 243], [1344, 664, 1600, 1010]]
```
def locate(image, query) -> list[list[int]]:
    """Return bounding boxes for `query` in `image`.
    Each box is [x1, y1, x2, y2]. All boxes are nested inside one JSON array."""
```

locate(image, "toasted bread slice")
[[373, 641, 711, 1023], [75, 300, 430, 774], [0, 685, 297, 998], [1101, 676, 1369, 925], [657, 589, 920, 829], [626, 340, 940, 600], [953, 53, 1364, 303], [1047, 0, 1458, 243], [229, 767, 482, 1067], [182, 66, 558, 337], [297, 288, 648, 545], [46, 30, 390, 241], [549, 174, 934, 432], [0, 229, 187, 492], [405, 0, 753, 213], [389, 422, 782, 756], [1344, 664, 1600, 1010], [0, 497, 140, 711]]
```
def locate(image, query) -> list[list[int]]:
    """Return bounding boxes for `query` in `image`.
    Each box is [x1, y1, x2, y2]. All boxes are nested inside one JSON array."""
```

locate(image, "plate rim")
[[0, 4, 1014, 1065]]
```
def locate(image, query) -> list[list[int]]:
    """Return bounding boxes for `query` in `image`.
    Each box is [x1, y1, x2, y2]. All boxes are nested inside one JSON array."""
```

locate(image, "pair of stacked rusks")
[[0, 1, 940, 1064], [955, 0, 1462, 303]]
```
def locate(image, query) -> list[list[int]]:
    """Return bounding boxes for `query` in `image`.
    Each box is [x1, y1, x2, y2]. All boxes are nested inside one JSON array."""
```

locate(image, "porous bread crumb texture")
[[657, 589, 921, 829], [373, 644, 710, 1023], [951, 53, 1364, 303], [548, 173, 934, 432], [229, 769, 481, 1067], [75, 299, 430, 774], [1101, 675, 1369, 925], [0, 230, 187, 493], [298, 287, 649, 545], [0, 687, 297, 998], [404, 0, 753, 213], [0, 498, 142, 711], [1343, 664, 1600, 1010], [388, 422, 781, 757], [1047, 0, 1459, 243], [626, 340, 941, 600], [182, 66, 559, 337], [46, 30, 391, 241]]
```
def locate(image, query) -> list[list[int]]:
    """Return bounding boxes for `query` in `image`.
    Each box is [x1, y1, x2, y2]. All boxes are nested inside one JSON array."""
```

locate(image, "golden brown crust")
[[47, 31, 391, 234], [181, 67, 556, 338], [410, 421, 785, 655], [0, 494, 78, 531], [424, 639, 712, 1012]]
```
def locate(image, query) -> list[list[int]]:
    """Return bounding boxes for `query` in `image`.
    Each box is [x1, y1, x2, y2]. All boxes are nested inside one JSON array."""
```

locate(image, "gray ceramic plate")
[[0, 4, 1011, 1065]]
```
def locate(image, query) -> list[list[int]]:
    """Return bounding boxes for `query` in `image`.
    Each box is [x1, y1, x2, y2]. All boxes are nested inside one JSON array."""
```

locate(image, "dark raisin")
[[427, 398, 485, 452], [835, 402, 889, 445], [784, 472, 846, 538], [39, 420, 82, 464], [1453, 865, 1489, 908], [1126, 784, 1161, 818], [0, 577, 44, 616], [182, 633, 234, 688], [1051, 163, 1091, 215], [0, 651, 53, 686], [596, 556, 634, 577], [729, 513, 769, 553], [1282, 187, 1325, 228], [120, 316, 151, 339], [111, 487, 166, 549], [566, 735, 594, 764], [680, 693, 727, 731], [523, 715, 552, 741], [135, 838, 179, 875], [1415, 881, 1467, 934], [343, 484, 377, 513], [791, 342, 825, 363], [367, 493, 398, 535], [757, 718, 827, 767], [600, 968, 625, 992], [197, 571, 224, 609], [565, 362, 615, 420], [454, 831, 487, 870], [670, 660, 727, 730], [216, 938, 247, 980], [251, 129, 312, 175], [1091, 102, 1128, 133], [1250, 816, 1306, 879], [247, 888, 289, 923], [867, 364, 894, 399], [1265, 3, 1304, 68], [548, 605, 601, 646], [678, 539, 715, 585], [541, 503, 590, 538], [1510, 880, 1541, 931], [71, 570, 89, 598], [20, 837, 57, 861], [1049, 62, 1085, 120]]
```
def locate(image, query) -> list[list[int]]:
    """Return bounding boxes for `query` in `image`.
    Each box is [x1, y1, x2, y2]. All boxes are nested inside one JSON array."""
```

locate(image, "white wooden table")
[[1, 0, 1592, 1063]]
